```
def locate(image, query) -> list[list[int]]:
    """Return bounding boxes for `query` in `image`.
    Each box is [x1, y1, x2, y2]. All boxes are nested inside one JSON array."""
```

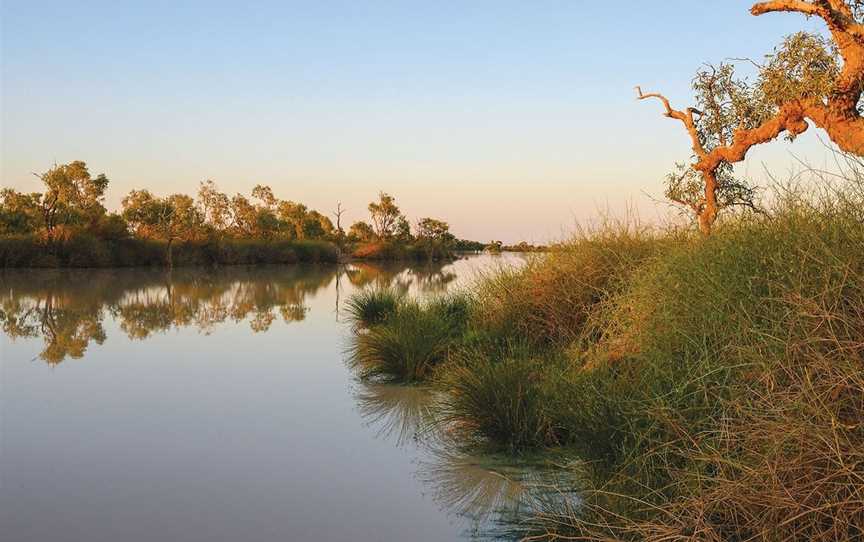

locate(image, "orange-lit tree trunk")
[[752, 1, 864, 156], [639, 1, 863, 235], [637, 89, 811, 235]]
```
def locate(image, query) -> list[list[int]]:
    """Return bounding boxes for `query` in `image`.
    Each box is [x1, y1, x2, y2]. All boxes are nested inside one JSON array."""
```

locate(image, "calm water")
[[0, 254, 563, 542]]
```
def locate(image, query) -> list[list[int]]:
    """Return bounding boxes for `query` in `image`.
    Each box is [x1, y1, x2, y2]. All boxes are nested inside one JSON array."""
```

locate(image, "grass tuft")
[[344, 287, 403, 328], [349, 295, 469, 382]]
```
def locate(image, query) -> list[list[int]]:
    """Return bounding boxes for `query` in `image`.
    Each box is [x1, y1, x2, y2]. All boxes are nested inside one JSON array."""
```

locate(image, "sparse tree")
[[639, 1, 864, 234], [416, 217, 453, 242], [251, 184, 278, 210], [368, 192, 403, 239], [416, 217, 454, 258], [198, 180, 231, 234], [394, 216, 412, 243]]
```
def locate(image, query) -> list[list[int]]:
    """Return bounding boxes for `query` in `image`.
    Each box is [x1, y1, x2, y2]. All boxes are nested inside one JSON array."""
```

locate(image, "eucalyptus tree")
[[34, 161, 109, 238], [368, 192, 403, 239], [639, 0, 864, 234], [121, 190, 204, 267], [0, 188, 42, 235], [197, 180, 232, 235]]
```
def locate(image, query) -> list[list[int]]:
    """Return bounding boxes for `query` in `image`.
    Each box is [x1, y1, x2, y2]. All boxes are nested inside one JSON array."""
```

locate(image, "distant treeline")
[[483, 240, 548, 254], [0, 160, 484, 267]]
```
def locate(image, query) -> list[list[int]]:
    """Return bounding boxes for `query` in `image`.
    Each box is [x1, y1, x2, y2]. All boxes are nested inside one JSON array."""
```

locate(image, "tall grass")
[[344, 288, 403, 328], [526, 173, 864, 540], [437, 343, 568, 452], [349, 295, 469, 382], [470, 221, 663, 349], [340, 162, 864, 540]]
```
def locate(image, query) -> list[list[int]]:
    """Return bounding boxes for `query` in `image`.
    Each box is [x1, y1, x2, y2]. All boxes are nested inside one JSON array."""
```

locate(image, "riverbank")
[[345, 177, 864, 540], [0, 235, 468, 268], [0, 235, 340, 267]]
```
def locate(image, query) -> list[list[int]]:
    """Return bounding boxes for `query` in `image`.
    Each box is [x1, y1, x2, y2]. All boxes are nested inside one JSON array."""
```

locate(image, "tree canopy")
[[639, 0, 864, 234]]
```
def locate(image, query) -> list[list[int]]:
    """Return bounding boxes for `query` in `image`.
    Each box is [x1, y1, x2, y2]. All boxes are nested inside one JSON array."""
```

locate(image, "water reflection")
[[345, 261, 457, 294], [417, 448, 579, 541], [353, 380, 577, 540], [354, 383, 438, 446], [1, 259, 458, 365]]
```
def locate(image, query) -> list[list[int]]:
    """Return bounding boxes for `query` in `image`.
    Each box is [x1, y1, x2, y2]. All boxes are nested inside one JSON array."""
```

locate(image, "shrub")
[[0, 235, 339, 268]]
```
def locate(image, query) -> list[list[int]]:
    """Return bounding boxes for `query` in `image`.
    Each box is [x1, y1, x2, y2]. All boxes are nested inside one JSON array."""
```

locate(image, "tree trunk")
[[698, 170, 720, 236], [167, 239, 174, 269]]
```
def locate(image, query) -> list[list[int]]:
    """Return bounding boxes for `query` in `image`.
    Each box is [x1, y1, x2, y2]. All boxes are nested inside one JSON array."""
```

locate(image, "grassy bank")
[[346, 174, 864, 540], [0, 235, 339, 267]]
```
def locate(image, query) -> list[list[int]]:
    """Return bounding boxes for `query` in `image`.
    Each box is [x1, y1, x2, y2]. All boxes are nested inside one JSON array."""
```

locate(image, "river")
[[0, 254, 575, 542]]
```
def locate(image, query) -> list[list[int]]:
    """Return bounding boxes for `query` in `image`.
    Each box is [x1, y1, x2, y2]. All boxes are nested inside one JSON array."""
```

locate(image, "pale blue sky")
[[0, 1, 837, 242]]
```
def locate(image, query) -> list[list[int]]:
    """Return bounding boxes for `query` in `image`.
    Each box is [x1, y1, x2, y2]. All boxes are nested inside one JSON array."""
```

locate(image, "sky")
[[0, 0, 842, 243]]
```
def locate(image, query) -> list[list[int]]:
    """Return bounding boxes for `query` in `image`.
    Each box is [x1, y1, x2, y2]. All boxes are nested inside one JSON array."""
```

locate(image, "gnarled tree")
[[639, 0, 863, 234]]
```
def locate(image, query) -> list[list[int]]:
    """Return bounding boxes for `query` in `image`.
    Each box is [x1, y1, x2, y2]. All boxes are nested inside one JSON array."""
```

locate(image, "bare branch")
[[636, 86, 708, 158], [751, 1, 823, 18]]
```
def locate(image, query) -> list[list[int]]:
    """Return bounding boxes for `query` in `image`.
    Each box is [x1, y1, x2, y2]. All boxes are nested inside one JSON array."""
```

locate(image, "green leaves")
[[761, 32, 839, 106]]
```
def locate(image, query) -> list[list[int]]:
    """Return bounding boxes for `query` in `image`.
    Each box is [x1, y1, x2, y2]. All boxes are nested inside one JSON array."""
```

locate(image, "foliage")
[[641, 2, 864, 233], [368, 192, 403, 239], [761, 31, 840, 106], [36, 161, 110, 235], [3, 161, 455, 265], [0, 236, 337, 268]]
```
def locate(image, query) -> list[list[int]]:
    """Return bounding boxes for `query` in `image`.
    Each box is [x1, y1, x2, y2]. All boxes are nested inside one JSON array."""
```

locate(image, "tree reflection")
[[0, 267, 334, 364], [1, 258, 467, 365], [344, 259, 456, 295], [1, 274, 109, 364]]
